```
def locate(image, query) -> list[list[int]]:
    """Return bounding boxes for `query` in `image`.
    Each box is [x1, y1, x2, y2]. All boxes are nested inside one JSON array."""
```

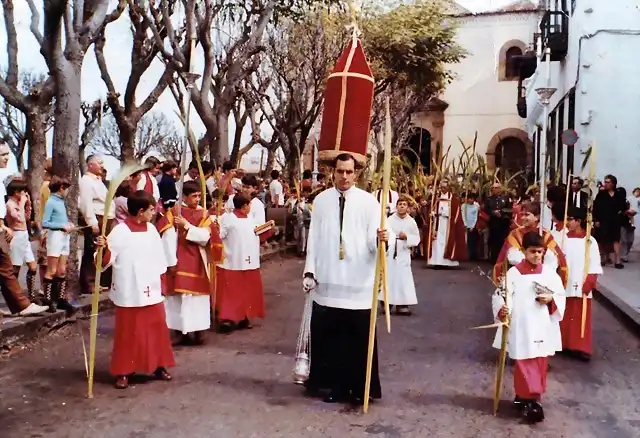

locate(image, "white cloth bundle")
[[292, 293, 313, 384]]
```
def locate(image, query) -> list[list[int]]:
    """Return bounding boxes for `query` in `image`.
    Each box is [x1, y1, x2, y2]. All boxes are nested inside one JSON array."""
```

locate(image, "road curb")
[[0, 242, 296, 351], [0, 294, 115, 351], [594, 285, 640, 336]]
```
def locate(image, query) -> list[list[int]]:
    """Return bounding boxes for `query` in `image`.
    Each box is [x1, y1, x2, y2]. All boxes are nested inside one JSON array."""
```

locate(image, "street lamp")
[[535, 47, 556, 233]]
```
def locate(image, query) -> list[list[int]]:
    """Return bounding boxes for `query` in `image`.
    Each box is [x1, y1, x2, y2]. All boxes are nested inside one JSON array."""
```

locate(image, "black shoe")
[[216, 321, 235, 334], [513, 396, 526, 411], [323, 391, 347, 403], [615, 263, 624, 269], [523, 401, 544, 423], [575, 351, 591, 362], [57, 299, 78, 315]]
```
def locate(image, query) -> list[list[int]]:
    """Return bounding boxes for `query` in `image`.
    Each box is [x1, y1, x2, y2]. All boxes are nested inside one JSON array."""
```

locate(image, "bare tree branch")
[[90, 111, 182, 163]]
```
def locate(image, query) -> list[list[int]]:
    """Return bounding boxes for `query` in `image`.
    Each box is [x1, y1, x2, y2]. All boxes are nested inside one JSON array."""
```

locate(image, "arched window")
[[504, 46, 523, 81]]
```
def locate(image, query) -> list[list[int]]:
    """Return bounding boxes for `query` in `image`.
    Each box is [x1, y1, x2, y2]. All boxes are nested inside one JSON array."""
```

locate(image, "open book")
[[254, 220, 276, 236]]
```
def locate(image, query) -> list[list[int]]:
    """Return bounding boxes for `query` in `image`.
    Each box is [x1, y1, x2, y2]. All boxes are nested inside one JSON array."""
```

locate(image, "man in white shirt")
[[0, 142, 48, 315], [79, 155, 116, 295], [269, 170, 284, 206]]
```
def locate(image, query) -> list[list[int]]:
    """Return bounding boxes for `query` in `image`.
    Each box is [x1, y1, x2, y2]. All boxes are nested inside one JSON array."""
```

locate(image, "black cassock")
[[304, 302, 382, 401]]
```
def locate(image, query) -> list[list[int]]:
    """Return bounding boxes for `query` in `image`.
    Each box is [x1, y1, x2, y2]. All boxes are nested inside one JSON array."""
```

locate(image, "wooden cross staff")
[[582, 143, 596, 338], [363, 98, 392, 414]]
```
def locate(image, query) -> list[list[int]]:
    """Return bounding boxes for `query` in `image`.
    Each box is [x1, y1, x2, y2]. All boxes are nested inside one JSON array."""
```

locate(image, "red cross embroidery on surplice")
[[245, 256, 251, 264], [144, 286, 151, 297]]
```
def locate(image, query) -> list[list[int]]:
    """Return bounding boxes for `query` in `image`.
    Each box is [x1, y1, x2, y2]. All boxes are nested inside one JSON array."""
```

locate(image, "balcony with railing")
[[539, 9, 569, 61]]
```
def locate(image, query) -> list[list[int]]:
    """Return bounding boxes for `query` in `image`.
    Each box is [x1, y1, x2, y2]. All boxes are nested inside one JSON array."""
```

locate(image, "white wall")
[[441, 11, 540, 159], [525, 0, 640, 190]]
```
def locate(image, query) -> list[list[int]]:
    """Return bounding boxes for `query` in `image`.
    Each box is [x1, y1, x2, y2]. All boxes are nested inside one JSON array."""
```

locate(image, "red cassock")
[[110, 304, 176, 376], [216, 212, 275, 323], [318, 39, 374, 167], [559, 273, 597, 355], [514, 357, 548, 400], [156, 207, 220, 298]]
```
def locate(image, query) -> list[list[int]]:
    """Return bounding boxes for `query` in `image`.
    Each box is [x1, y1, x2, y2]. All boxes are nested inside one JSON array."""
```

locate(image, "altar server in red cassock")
[[559, 207, 602, 361], [216, 194, 274, 332], [425, 177, 467, 267], [493, 231, 565, 423], [96, 190, 175, 389], [156, 181, 217, 346]]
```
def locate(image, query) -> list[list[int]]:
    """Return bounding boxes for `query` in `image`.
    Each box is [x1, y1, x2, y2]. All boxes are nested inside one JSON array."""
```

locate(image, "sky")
[[0, 0, 518, 178]]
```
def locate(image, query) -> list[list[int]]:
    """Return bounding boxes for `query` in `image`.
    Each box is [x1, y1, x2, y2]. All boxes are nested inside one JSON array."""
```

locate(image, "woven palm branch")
[[88, 162, 145, 399]]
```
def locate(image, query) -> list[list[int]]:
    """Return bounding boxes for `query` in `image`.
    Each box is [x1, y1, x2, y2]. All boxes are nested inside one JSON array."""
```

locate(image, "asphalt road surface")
[[2, 256, 640, 438]]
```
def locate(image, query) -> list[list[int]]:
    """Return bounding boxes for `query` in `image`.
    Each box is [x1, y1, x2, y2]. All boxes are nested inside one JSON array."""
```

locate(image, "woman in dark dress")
[[593, 174, 627, 268]]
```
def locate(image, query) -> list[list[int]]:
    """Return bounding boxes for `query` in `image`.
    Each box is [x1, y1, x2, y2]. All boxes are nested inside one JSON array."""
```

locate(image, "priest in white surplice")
[[426, 177, 467, 267], [385, 195, 420, 315], [303, 153, 391, 406], [492, 231, 565, 424]]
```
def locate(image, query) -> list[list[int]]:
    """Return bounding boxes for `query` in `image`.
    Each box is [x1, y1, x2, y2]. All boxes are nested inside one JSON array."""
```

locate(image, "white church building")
[[411, 0, 542, 177], [522, 0, 640, 191]]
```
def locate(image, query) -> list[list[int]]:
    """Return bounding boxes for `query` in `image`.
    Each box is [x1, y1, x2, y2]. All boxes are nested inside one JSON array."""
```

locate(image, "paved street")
[[2, 256, 640, 438]]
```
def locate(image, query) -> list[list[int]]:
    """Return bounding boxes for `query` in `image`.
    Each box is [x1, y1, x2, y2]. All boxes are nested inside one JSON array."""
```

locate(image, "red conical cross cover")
[[318, 39, 374, 168]]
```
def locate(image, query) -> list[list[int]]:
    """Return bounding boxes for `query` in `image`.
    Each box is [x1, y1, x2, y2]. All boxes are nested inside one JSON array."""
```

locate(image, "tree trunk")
[[265, 149, 276, 174], [229, 125, 244, 165], [117, 118, 136, 164], [212, 112, 229, 166], [52, 64, 83, 298], [25, 111, 49, 219]]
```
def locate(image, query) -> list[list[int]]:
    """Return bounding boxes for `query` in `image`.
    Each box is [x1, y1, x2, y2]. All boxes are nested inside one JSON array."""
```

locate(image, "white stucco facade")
[[445, 11, 540, 158], [412, 4, 541, 172], [524, 0, 640, 190]]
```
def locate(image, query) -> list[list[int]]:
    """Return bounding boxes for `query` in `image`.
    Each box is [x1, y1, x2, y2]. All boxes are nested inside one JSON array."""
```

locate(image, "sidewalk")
[[594, 250, 640, 331], [0, 240, 295, 351]]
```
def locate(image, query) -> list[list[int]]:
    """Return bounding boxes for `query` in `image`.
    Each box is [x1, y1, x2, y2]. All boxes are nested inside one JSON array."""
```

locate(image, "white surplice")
[[492, 265, 566, 359], [563, 235, 602, 299], [428, 192, 458, 267], [219, 212, 261, 271], [386, 213, 420, 305], [225, 195, 266, 223], [160, 209, 213, 334], [550, 224, 567, 248], [305, 187, 393, 310], [374, 189, 399, 215], [104, 223, 168, 308]]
